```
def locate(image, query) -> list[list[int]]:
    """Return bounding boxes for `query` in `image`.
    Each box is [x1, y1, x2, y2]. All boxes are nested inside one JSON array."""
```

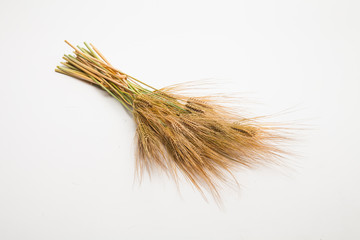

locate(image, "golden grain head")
[[133, 91, 287, 201]]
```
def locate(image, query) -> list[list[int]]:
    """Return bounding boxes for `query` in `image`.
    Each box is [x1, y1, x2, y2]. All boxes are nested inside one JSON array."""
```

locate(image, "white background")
[[1, 0, 360, 239]]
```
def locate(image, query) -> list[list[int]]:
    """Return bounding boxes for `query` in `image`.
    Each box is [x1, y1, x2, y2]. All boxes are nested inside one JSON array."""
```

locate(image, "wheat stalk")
[[56, 41, 288, 202]]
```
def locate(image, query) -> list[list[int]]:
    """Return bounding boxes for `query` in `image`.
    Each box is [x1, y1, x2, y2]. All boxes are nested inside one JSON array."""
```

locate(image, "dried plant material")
[[56, 41, 289, 202]]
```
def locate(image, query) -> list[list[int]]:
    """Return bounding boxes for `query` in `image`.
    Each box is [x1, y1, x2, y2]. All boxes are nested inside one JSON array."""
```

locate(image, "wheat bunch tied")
[[56, 41, 288, 201]]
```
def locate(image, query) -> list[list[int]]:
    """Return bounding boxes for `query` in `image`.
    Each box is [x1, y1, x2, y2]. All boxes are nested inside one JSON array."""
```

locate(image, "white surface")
[[1, 0, 360, 239]]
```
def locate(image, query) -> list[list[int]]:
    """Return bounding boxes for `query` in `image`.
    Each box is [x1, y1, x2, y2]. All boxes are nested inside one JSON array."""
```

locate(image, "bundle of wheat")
[[56, 41, 288, 202]]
